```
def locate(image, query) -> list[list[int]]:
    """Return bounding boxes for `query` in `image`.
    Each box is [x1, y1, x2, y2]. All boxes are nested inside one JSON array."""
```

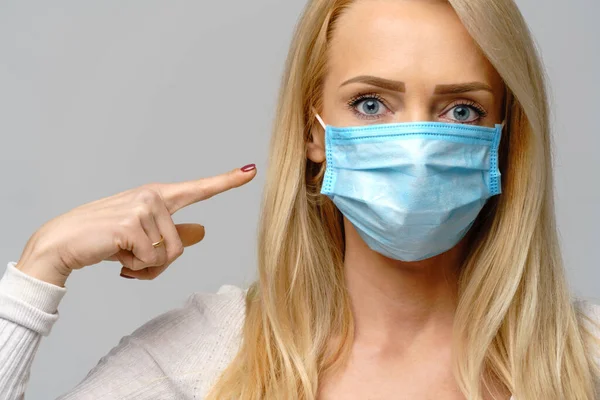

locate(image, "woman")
[[1, 0, 599, 399]]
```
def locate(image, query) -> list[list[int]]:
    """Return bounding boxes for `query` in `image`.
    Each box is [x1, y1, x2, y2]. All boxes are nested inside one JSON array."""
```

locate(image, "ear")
[[307, 122, 326, 164]]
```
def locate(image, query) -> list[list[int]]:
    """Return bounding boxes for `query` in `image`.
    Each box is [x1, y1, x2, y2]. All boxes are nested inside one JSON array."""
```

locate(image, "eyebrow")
[[340, 75, 406, 92], [434, 82, 493, 95], [340, 75, 493, 95]]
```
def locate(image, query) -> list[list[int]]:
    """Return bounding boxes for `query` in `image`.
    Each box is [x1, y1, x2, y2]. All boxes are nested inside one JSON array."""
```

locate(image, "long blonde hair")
[[208, 0, 600, 398]]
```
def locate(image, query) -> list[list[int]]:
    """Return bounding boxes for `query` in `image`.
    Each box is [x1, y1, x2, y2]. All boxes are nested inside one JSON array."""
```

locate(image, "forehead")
[[328, 0, 500, 87]]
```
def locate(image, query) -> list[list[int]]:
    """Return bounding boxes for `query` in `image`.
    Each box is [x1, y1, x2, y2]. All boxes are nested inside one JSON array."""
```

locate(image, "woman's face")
[[308, 0, 505, 162]]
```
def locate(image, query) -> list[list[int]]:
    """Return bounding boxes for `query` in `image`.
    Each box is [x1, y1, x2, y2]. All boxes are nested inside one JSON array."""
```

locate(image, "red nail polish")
[[120, 273, 135, 279], [241, 164, 256, 172]]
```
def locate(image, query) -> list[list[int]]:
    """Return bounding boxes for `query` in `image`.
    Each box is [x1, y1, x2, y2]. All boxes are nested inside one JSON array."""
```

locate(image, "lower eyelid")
[[352, 110, 386, 120]]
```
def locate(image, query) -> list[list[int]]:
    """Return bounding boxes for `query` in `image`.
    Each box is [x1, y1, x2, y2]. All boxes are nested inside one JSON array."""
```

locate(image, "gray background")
[[0, 1, 598, 398]]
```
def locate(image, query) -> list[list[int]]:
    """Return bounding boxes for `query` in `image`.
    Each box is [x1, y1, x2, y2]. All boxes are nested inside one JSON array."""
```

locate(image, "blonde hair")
[[208, 0, 600, 398]]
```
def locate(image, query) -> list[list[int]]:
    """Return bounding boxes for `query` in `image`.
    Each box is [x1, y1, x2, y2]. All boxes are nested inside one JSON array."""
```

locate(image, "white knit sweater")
[[0, 260, 599, 399]]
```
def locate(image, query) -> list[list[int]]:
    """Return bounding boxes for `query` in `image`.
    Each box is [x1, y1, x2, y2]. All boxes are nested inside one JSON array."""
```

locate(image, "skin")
[[16, 167, 257, 286], [307, 1, 507, 399]]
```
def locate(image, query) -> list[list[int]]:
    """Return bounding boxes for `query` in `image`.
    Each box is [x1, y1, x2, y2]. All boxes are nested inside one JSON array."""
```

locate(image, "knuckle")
[[128, 261, 144, 271], [172, 244, 184, 258], [132, 204, 152, 219], [119, 215, 139, 231], [166, 235, 184, 259], [148, 251, 161, 266], [135, 187, 161, 206], [157, 251, 168, 265]]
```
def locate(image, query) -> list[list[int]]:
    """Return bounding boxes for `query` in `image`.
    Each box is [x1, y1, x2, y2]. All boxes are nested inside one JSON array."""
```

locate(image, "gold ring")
[[152, 235, 165, 248]]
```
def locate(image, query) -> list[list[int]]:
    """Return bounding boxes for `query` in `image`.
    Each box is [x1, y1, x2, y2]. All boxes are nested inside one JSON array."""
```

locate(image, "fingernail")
[[241, 164, 256, 172], [120, 273, 135, 279]]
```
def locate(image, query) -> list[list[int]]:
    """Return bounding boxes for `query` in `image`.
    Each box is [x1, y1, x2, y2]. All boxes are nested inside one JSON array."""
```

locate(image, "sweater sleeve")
[[0, 261, 67, 400]]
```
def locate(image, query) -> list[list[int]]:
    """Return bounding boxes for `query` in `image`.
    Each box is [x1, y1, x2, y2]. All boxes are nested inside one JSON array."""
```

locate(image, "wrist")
[[15, 254, 72, 288]]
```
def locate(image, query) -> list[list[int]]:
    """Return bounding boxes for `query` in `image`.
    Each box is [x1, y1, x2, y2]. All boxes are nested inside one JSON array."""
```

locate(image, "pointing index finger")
[[160, 164, 257, 214]]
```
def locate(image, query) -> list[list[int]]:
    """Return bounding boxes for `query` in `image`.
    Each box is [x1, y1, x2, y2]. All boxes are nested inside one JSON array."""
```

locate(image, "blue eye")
[[349, 94, 389, 119], [441, 102, 487, 124], [453, 106, 471, 121], [356, 99, 382, 115]]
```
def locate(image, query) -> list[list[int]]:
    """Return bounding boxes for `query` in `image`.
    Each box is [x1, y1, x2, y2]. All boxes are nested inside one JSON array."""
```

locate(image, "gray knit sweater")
[[1, 261, 599, 399]]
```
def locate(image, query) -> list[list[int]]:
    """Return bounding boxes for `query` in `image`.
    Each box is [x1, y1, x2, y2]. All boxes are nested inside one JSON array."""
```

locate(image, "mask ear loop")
[[311, 106, 327, 130], [499, 86, 509, 132], [308, 107, 328, 196], [498, 120, 506, 132]]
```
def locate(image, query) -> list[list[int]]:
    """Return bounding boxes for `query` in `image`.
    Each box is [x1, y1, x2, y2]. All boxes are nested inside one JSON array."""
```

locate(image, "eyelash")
[[346, 93, 389, 120], [446, 99, 488, 121], [346, 92, 489, 123]]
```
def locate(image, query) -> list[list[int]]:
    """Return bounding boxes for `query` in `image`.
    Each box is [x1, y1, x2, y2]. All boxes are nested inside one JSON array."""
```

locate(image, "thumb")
[[175, 223, 206, 247]]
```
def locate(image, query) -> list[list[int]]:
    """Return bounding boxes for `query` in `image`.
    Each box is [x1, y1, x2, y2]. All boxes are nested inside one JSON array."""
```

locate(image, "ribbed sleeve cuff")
[[0, 261, 67, 336]]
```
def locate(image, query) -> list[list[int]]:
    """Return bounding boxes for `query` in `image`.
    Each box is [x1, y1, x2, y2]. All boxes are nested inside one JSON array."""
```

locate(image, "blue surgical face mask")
[[314, 112, 504, 262]]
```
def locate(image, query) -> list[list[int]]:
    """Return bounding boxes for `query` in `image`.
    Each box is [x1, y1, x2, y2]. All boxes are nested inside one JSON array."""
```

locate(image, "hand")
[[15, 164, 257, 286]]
